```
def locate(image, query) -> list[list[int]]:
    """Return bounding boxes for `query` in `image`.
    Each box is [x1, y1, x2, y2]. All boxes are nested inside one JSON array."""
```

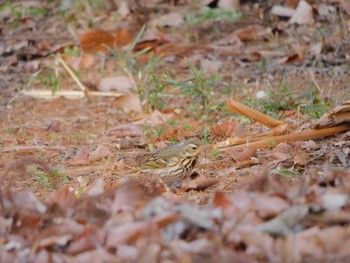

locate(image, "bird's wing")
[[143, 156, 169, 169]]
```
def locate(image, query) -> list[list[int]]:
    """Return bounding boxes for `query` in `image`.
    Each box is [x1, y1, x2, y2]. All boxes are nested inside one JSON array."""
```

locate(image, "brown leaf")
[[132, 110, 174, 126], [9, 191, 47, 213], [80, 30, 114, 52], [83, 178, 105, 197], [108, 123, 144, 138], [98, 76, 134, 93], [236, 158, 259, 168], [46, 187, 77, 208], [114, 28, 133, 46], [151, 12, 184, 27], [289, 0, 314, 25], [256, 205, 309, 236], [235, 25, 272, 42], [214, 192, 232, 208], [231, 148, 257, 162], [313, 102, 350, 128], [181, 175, 219, 191], [105, 221, 148, 248], [271, 5, 295, 17], [113, 93, 142, 113], [69, 148, 91, 166], [211, 121, 241, 139], [254, 195, 290, 218], [111, 180, 149, 213], [88, 144, 111, 162], [218, 0, 240, 10], [293, 149, 310, 167]]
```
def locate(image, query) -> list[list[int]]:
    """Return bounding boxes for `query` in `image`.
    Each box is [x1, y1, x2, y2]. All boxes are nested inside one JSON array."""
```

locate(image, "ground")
[[1, 0, 350, 262]]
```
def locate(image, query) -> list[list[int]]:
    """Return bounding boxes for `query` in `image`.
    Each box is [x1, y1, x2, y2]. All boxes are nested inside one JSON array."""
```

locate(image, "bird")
[[125, 137, 204, 187]]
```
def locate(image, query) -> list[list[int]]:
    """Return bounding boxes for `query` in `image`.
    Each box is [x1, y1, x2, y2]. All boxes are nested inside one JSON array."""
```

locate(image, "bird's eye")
[[191, 145, 197, 150]]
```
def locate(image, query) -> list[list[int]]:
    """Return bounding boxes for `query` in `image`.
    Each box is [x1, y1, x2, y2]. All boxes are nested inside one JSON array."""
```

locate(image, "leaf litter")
[[1, 0, 350, 262]]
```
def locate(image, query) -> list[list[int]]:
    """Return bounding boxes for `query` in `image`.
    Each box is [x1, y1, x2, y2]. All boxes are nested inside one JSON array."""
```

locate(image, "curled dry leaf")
[[211, 121, 241, 139], [108, 123, 144, 138], [312, 102, 350, 128]]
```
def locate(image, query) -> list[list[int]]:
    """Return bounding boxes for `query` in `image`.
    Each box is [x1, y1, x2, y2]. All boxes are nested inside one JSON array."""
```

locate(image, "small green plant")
[[108, 26, 167, 112], [273, 166, 303, 178], [299, 88, 329, 119], [0, 3, 47, 19], [64, 46, 81, 57], [31, 169, 67, 191], [166, 62, 225, 117], [40, 71, 61, 95], [211, 148, 221, 158], [244, 69, 296, 119], [201, 128, 210, 144], [186, 6, 243, 25]]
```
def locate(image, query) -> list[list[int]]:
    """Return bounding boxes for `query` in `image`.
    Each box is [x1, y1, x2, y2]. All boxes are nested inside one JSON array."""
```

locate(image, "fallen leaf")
[[84, 178, 105, 197], [111, 181, 149, 213], [309, 41, 323, 57], [80, 30, 114, 52], [6, 190, 47, 214], [200, 58, 223, 73], [235, 25, 272, 42], [69, 148, 92, 166], [98, 76, 134, 93], [107, 123, 144, 138], [230, 148, 256, 162], [46, 187, 76, 208], [256, 205, 309, 236], [211, 121, 241, 139], [316, 4, 337, 21], [293, 149, 310, 167], [132, 110, 174, 126], [113, 93, 142, 113], [105, 221, 148, 248], [236, 157, 259, 168], [289, 0, 314, 25], [218, 0, 240, 10], [181, 174, 219, 191], [271, 5, 295, 17], [151, 12, 184, 27], [88, 144, 111, 162], [214, 192, 232, 208], [118, 1, 131, 18], [312, 102, 350, 128], [322, 193, 348, 210]]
